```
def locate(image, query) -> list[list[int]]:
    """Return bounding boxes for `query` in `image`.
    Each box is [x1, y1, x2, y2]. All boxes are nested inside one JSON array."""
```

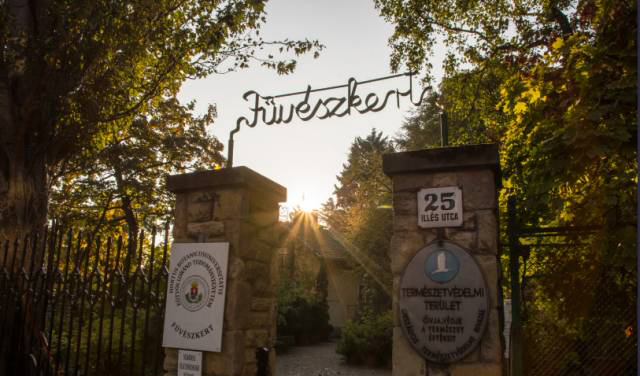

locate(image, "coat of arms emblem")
[[185, 281, 203, 304], [179, 275, 209, 312]]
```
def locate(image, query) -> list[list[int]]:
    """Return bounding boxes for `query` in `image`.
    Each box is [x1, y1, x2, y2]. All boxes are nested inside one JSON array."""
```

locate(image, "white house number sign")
[[418, 187, 463, 228]]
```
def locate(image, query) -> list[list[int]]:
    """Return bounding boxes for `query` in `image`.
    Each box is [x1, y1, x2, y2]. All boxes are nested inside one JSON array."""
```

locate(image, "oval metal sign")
[[399, 241, 489, 363]]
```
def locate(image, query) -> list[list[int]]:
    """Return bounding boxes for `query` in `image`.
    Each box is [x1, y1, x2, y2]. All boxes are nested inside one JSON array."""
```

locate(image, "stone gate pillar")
[[164, 167, 286, 376], [383, 144, 503, 376]]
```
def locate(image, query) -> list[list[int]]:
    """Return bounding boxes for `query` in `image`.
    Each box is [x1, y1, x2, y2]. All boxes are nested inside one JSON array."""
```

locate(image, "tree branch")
[[550, 6, 573, 35], [88, 191, 114, 241], [422, 16, 492, 44]]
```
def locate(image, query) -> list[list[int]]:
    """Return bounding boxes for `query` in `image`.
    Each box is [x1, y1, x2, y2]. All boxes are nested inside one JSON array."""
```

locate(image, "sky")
[[179, 0, 445, 212]]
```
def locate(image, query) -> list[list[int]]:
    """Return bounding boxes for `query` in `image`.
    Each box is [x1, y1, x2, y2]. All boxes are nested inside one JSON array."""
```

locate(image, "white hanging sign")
[[162, 242, 229, 352], [417, 187, 463, 228], [178, 350, 202, 376]]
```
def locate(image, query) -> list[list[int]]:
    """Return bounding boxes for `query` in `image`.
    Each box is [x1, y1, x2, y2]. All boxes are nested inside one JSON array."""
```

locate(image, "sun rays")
[[284, 211, 391, 299]]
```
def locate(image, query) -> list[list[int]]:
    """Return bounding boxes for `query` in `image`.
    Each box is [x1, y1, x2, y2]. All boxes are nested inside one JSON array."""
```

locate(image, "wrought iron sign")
[[228, 72, 429, 166]]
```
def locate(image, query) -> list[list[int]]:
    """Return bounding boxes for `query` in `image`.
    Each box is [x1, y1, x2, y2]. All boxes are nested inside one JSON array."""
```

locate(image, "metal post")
[[440, 111, 449, 147], [508, 197, 523, 376], [227, 137, 234, 168]]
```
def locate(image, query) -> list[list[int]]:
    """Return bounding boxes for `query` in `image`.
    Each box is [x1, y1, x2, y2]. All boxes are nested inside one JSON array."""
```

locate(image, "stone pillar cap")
[[382, 144, 501, 186], [167, 166, 287, 203]]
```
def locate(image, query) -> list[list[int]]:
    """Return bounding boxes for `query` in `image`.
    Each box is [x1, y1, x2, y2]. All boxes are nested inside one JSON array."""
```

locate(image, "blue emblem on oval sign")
[[425, 249, 459, 283]]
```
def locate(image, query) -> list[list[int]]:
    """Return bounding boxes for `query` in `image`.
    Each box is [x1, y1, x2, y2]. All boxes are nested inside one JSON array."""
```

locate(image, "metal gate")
[[0, 225, 170, 376], [506, 197, 636, 376]]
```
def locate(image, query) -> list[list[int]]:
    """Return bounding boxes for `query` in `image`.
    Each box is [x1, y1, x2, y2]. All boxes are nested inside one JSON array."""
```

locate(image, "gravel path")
[[276, 341, 391, 376]]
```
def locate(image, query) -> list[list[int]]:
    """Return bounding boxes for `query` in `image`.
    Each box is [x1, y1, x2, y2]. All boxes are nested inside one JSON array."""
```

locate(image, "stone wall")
[[383, 144, 504, 376], [165, 167, 286, 376], [325, 264, 359, 329]]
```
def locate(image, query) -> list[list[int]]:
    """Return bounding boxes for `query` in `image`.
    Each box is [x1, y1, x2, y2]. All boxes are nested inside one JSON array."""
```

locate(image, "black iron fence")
[[0, 225, 170, 376], [507, 197, 637, 376]]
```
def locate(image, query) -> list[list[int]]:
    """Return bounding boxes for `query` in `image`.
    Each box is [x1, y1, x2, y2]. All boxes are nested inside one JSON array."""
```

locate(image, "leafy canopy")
[[1, 0, 322, 236], [1, 0, 321, 165], [378, 0, 636, 367]]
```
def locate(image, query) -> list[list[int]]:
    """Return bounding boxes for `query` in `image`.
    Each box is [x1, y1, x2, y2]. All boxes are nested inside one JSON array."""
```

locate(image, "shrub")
[[336, 309, 392, 367]]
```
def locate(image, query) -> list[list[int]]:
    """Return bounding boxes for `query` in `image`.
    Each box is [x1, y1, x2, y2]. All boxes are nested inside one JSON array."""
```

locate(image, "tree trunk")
[[0, 46, 49, 249], [0, 0, 50, 247], [0, 158, 48, 243], [0, 163, 49, 376], [0, 115, 49, 247], [0, 58, 50, 375], [113, 165, 139, 270]]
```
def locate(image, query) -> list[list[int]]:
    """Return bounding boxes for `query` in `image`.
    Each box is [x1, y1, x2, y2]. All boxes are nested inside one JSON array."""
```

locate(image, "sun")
[[290, 192, 321, 214], [299, 198, 317, 212]]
